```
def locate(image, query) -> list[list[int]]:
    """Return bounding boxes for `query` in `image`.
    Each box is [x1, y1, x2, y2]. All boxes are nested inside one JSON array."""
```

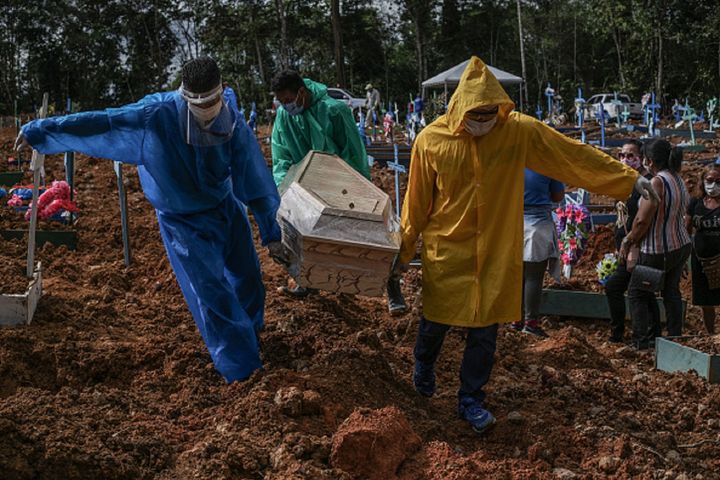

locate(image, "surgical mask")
[[705, 180, 720, 197], [464, 116, 497, 137], [283, 93, 305, 116], [619, 153, 641, 171], [189, 100, 223, 125], [642, 159, 652, 171]]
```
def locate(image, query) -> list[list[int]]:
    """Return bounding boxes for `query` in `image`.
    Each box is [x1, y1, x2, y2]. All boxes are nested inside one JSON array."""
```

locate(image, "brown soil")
[[0, 237, 35, 294], [678, 335, 720, 355], [1, 125, 720, 479]]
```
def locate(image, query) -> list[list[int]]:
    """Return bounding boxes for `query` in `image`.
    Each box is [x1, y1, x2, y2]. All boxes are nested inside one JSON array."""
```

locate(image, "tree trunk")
[[413, 13, 423, 95], [612, 29, 625, 88], [274, 0, 289, 69], [249, 4, 266, 85], [656, 32, 663, 109], [330, 0, 346, 87], [516, 0, 528, 111], [573, 13, 577, 84]]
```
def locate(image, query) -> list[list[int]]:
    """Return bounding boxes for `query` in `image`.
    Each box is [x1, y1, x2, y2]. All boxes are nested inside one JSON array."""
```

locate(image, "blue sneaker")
[[413, 361, 436, 397], [458, 397, 496, 434]]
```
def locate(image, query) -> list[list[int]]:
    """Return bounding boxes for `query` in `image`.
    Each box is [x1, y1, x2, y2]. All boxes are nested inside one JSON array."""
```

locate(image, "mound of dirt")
[[677, 335, 720, 355], [330, 406, 421, 480]]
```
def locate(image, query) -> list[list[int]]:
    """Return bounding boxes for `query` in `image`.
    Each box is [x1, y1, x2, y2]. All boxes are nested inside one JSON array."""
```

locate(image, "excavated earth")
[[1, 124, 720, 479]]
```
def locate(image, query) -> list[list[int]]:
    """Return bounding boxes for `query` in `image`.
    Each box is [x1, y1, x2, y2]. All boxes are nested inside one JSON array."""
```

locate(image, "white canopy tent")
[[422, 59, 524, 110]]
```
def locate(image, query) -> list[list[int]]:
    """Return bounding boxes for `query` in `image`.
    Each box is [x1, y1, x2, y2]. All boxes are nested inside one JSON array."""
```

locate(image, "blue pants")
[[414, 317, 498, 404], [157, 195, 265, 382]]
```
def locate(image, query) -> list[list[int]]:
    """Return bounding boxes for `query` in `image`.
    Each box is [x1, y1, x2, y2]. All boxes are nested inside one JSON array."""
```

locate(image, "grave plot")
[[0, 238, 42, 325], [656, 335, 720, 383]]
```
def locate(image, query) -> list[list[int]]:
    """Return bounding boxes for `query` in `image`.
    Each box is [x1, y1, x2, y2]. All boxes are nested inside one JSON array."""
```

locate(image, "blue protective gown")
[[22, 91, 281, 383]]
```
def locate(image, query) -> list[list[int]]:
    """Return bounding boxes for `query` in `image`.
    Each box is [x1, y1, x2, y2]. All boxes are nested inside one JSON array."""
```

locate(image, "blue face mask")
[[283, 101, 304, 116], [283, 91, 305, 116]]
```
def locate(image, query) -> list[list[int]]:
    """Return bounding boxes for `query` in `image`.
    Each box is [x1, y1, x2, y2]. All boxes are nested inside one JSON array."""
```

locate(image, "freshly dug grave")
[[0, 237, 34, 295], [1, 125, 719, 480], [677, 335, 720, 355]]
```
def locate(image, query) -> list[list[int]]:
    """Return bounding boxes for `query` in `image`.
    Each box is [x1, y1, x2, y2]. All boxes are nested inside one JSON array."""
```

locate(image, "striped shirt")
[[641, 170, 691, 254]]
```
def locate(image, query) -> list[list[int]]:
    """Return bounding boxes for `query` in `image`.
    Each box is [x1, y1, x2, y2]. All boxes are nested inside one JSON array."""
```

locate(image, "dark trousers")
[[628, 244, 690, 346], [604, 262, 659, 339], [523, 260, 548, 321], [413, 317, 498, 404]]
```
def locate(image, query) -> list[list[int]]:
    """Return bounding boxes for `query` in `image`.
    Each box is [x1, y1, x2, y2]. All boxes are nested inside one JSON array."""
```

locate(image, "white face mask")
[[189, 100, 223, 125], [642, 158, 652, 172], [705, 180, 720, 197], [464, 116, 497, 137]]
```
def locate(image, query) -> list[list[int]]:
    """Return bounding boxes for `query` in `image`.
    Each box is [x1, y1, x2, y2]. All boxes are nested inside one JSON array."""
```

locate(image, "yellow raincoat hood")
[[444, 56, 515, 135], [399, 56, 639, 328]]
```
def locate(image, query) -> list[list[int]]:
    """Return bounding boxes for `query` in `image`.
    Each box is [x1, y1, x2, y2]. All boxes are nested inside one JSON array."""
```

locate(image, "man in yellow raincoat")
[[395, 57, 657, 434]]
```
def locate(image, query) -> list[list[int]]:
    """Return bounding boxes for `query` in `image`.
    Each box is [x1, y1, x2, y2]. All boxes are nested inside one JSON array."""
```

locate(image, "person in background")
[[686, 161, 720, 334], [394, 56, 654, 435], [271, 68, 370, 297], [510, 169, 564, 337], [621, 139, 691, 349], [604, 139, 657, 343], [413, 94, 425, 126], [15, 57, 292, 383], [365, 83, 381, 129], [248, 102, 258, 134], [222, 81, 240, 113]]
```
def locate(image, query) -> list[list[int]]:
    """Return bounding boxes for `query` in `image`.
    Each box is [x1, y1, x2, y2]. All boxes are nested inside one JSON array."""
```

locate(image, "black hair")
[[642, 138, 682, 173], [181, 57, 221, 93], [622, 138, 643, 152], [271, 69, 304, 94]]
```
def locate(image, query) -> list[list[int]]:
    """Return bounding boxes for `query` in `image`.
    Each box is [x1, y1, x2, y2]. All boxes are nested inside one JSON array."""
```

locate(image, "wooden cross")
[[27, 93, 49, 277]]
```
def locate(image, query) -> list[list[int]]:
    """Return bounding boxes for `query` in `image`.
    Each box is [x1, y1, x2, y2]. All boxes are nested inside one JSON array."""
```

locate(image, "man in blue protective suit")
[[15, 57, 293, 383]]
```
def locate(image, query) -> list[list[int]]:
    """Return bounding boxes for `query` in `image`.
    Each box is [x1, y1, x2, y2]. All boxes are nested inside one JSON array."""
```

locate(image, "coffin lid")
[[279, 151, 389, 222]]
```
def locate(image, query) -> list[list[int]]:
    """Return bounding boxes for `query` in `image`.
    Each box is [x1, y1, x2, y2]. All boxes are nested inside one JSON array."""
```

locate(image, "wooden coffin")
[[278, 151, 400, 297]]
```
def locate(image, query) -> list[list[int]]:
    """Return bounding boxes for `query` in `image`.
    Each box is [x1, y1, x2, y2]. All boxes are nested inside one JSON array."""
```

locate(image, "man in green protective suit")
[[271, 69, 371, 297], [271, 69, 370, 186]]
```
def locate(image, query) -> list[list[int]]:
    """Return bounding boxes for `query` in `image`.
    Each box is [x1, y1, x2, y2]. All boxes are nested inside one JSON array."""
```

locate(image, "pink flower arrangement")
[[555, 204, 591, 266]]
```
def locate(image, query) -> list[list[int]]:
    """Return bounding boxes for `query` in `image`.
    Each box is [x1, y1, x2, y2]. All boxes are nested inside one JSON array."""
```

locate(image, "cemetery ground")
[[0, 124, 719, 479]]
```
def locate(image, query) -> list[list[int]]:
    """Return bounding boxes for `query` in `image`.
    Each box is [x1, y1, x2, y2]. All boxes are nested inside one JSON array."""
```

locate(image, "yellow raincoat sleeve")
[[399, 141, 437, 264], [524, 118, 638, 199]]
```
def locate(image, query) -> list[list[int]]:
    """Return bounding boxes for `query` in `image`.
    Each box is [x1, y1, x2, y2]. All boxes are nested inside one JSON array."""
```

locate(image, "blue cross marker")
[[673, 100, 684, 123], [575, 87, 585, 129], [646, 92, 660, 136], [544, 83, 555, 118]]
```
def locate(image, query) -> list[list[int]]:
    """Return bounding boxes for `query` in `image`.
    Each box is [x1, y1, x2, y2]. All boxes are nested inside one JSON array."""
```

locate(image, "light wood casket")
[[278, 151, 400, 297]]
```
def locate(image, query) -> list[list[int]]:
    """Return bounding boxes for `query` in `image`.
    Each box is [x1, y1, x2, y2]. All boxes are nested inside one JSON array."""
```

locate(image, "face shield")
[[178, 82, 236, 147]]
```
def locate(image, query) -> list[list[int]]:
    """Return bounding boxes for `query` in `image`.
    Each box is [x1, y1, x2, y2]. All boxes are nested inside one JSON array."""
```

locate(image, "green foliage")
[[1, 0, 720, 117]]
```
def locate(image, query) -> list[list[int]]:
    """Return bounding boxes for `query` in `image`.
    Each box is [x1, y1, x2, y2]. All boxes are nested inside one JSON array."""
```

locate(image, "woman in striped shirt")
[[619, 139, 691, 349]]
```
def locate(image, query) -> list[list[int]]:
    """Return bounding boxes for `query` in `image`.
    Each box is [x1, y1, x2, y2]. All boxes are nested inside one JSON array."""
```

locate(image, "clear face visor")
[[178, 83, 236, 146]]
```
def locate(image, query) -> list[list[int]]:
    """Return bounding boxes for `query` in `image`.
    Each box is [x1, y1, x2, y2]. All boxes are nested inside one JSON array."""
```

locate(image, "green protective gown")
[[271, 78, 370, 186]]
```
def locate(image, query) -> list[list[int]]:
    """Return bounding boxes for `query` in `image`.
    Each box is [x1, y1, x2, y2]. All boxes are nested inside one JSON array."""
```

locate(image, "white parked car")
[[584, 93, 643, 120], [327, 87, 365, 110]]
